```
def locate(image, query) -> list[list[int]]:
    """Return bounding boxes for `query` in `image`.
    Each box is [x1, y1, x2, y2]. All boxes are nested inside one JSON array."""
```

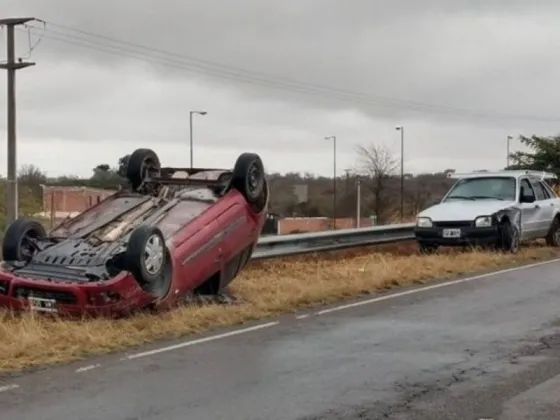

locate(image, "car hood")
[[417, 200, 516, 222]]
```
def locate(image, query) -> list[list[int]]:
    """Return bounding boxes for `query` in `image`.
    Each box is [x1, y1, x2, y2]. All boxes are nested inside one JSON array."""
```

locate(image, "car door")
[[518, 177, 541, 240], [530, 179, 555, 235], [165, 202, 223, 293], [215, 199, 253, 263]]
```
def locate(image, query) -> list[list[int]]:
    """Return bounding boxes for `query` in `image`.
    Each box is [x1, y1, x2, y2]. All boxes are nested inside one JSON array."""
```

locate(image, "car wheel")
[[126, 148, 161, 192], [497, 220, 519, 253], [124, 225, 172, 298], [1, 217, 47, 261], [232, 153, 267, 212], [545, 217, 560, 247], [419, 243, 439, 255]]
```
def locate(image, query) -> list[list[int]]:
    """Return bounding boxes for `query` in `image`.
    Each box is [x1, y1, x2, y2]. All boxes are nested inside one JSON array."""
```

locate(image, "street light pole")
[[325, 136, 337, 229], [506, 135, 513, 168], [189, 110, 207, 168], [395, 126, 404, 222]]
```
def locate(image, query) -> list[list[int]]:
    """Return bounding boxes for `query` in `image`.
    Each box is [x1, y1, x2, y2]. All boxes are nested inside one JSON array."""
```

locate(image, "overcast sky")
[[1, 0, 560, 178]]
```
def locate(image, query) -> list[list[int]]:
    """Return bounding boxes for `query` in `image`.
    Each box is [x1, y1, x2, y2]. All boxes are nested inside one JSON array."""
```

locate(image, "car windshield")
[[444, 176, 516, 202]]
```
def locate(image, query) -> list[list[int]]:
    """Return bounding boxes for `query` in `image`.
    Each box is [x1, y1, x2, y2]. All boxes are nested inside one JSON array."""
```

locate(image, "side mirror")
[[520, 194, 535, 203]]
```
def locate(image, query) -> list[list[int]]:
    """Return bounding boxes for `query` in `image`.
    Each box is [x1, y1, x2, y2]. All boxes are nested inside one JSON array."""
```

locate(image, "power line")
[[18, 27, 401, 110], [20, 21, 560, 123], [39, 22, 495, 115]]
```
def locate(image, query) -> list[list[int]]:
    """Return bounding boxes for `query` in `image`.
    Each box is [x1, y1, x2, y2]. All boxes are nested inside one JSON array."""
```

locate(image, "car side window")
[[519, 178, 536, 201], [541, 180, 558, 198], [534, 181, 551, 200], [531, 180, 546, 201]]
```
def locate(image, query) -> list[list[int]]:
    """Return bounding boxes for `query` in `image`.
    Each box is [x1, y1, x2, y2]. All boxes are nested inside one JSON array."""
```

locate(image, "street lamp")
[[325, 135, 337, 229], [506, 135, 513, 168], [395, 125, 404, 222], [189, 110, 207, 168]]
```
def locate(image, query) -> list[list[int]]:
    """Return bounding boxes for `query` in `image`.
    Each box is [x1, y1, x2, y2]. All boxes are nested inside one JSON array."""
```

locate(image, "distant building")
[[37, 185, 116, 224]]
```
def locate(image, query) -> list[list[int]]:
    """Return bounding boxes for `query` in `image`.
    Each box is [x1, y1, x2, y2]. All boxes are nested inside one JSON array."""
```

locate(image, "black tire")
[[1, 217, 47, 261], [545, 217, 560, 247], [496, 220, 519, 253], [231, 153, 267, 212], [124, 225, 172, 298], [419, 242, 439, 255], [126, 148, 161, 191]]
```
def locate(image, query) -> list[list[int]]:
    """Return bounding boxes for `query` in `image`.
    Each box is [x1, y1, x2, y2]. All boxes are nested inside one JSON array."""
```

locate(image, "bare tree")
[[355, 144, 398, 223]]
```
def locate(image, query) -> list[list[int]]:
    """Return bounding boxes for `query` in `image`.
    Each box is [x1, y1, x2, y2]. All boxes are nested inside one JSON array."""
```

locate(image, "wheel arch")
[[496, 207, 521, 230]]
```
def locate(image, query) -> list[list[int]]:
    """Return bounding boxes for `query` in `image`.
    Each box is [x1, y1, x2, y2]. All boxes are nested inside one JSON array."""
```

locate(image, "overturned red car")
[[0, 148, 269, 316]]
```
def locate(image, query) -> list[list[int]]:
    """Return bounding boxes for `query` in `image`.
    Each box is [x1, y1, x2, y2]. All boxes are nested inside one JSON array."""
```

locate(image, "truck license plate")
[[28, 297, 58, 313], [442, 228, 461, 238]]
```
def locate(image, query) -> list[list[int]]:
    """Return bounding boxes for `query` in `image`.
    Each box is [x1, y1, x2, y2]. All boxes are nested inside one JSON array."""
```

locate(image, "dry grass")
[[0, 242, 558, 373]]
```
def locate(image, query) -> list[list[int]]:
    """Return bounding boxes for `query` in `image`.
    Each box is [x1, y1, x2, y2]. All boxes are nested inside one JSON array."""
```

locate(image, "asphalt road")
[[3, 259, 560, 419]]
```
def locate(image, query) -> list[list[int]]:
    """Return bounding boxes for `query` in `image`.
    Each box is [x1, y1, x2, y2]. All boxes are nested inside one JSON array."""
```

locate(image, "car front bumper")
[[0, 271, 151, 317], [414, 225, 499, 246]]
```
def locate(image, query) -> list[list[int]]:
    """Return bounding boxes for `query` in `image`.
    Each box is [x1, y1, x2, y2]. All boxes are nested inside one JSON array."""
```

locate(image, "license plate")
[[28, 297, 58, 313], [442, 228, 461, 238]]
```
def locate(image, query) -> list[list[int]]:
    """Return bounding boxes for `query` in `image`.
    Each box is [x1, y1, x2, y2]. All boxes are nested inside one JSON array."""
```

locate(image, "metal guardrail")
[[0, 223, 416, 262], [252, 223, 416, 260]]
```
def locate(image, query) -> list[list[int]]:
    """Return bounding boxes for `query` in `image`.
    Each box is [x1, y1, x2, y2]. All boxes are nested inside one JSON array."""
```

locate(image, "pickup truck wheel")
[[2, 217, 46, 261], [545, 217, 560, 247], [125, 225, 172, 298], [496, 220, 519, 253], [232, 153, 267, 212], [419, 243, 438, 255], [126, 148, 161, 192]]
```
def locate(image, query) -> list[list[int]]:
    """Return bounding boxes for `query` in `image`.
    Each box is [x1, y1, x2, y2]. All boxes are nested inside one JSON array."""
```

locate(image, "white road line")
[[316, 258, 560, 316], [75, 364, 101, 373], [124, 321, 280, 360], [0, 384, 20, 393], [295, 314, 309, 319]]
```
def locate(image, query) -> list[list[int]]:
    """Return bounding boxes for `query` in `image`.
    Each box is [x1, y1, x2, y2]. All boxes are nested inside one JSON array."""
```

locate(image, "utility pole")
[[325, 136, 337, 229], [189, 110, 207, 168], [0, 17, 36, 226], [395, 125, 404, 222]]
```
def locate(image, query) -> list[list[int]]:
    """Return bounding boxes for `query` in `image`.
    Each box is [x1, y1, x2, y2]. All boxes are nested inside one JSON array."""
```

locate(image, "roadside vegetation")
[[0, 242, 557, 373]]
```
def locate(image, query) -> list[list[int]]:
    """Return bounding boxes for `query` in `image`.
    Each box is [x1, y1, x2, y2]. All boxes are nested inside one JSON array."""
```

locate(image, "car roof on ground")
[[448, 170, 557, 181]]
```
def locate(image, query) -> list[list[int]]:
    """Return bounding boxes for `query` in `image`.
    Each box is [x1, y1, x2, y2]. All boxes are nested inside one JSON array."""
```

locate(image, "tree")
[[354, 144, 398, 223], [118, 154, 130, 177], [18, 164, 48, 200], [89, 161, 127, 189], [508, 134, 560, 176]]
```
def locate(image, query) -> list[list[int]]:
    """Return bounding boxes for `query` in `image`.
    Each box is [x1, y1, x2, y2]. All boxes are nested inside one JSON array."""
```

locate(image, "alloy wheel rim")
[[144, 234, 164, 275]]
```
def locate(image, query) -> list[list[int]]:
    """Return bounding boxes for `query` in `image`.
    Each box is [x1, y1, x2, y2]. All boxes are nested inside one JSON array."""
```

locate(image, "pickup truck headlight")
[[475, 216, 492, 227], [416, 217, 433, 228]]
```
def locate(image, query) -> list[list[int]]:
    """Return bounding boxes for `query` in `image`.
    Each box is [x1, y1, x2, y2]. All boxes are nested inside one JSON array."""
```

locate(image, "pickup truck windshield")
[[444, 176, 516, 202]]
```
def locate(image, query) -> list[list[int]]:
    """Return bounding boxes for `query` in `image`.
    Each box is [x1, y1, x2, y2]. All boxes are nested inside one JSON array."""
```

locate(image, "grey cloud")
[[2, 0, 560, 179], [5, 0, 560, 126]]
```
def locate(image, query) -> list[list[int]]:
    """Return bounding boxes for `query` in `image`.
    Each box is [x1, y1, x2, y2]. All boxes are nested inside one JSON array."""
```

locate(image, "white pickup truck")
[[413, 170, 560, 254]]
